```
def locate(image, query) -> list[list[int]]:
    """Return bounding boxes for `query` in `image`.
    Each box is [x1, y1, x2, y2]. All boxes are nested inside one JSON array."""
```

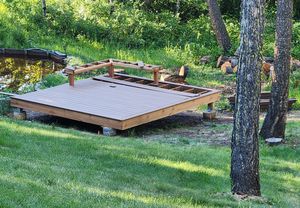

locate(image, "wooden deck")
[[10, 59, 221, 130]]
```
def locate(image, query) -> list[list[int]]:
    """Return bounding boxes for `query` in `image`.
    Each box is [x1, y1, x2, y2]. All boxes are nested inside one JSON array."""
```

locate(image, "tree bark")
[[109, 0, 114, 15], [206, 0, 231, 52], [260, 0, 293, 139], [41, 0, 46, 16], [176, 0, 180, 16], [231, 0, 265, 196]]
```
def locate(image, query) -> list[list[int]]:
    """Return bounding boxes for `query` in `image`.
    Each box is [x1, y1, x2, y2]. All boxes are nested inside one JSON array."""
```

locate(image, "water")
[[0, 58, 65, 92]]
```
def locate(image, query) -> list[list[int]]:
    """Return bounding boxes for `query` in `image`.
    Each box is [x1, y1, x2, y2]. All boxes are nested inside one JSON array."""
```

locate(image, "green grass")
[[33, 34, 300, 110], [0, 117, 299, 207]]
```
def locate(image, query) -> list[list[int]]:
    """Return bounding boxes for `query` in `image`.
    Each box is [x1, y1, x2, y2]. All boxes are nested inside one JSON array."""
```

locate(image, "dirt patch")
[[23, 109, 300, 146]]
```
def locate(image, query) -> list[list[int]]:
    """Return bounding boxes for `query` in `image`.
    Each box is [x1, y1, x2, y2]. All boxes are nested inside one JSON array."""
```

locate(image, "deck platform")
[[10, 59, 220, 130]]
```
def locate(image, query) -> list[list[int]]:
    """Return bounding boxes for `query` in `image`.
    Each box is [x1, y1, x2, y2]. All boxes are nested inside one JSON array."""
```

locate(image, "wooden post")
[[153, 68, 159, 85], [108, 65, 114, 78], [108, 60, 114, 78], [203, 102, 216, 120], [69, 73, 75, 87], [208, 103, 214, 111]]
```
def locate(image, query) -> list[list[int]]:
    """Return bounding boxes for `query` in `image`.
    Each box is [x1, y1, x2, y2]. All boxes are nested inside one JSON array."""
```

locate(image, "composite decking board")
[[12, 78, 201, 120]]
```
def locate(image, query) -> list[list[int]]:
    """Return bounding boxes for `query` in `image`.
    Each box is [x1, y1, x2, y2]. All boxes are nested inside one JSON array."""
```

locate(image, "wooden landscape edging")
[[0, 48, 67, 64]]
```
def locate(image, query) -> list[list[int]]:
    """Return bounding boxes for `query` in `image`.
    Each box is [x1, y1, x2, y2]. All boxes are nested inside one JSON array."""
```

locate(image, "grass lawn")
[[0, 117, 299, 207]]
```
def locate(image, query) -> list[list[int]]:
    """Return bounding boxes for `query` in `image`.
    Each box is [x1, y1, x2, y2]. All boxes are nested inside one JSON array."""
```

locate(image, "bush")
[[39, 73, 68, 89]]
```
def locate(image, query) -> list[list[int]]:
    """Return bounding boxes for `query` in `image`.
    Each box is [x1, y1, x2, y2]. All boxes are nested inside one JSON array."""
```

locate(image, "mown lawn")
[[0, 117, 299, 207]]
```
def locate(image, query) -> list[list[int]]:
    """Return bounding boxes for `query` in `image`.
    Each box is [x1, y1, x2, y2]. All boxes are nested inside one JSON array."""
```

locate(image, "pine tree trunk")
[[206, 0, 231, 52], [42, 0, 46, 16], [176, 0, 180, 16], [260, 0, 293, 139], [231, 0, 265, 196]]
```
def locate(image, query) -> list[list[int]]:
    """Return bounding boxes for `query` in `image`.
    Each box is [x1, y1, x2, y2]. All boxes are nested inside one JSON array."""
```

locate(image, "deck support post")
[[69, 73, 75, 87], [102, 127, 117, 136], [108, 59, 114, 78], [203, 102, 216, 120], [153, 68, 159, 85], [12, 108, 27, 120]]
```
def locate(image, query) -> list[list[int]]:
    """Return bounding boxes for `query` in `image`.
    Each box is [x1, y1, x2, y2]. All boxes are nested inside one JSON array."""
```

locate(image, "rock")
[[102, 127, 117, 136], [265, 138, 283, 146], [231, 58, 239, 68], [199, 56, 211, 64], [217, 55, 229, 68], [291, 58, 300, 71], [203, 110, 216, 120], [263, 56, 274, 63]]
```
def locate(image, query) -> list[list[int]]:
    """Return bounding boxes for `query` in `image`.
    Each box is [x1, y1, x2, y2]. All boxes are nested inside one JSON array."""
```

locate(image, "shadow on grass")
[[0, 118, 240, 207]]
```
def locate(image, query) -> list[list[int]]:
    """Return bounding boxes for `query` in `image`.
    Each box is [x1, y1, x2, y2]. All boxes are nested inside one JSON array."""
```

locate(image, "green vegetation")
[[1, 0, 299, 107], [0, 117, 299, 207], [1, 1, 300, 206]]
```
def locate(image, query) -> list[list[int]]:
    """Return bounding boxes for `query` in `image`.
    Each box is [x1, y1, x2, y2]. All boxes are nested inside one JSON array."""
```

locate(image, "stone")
[[230, 58, 239, 68], [203, 110, 217, 120], [199, 56, 211, 64], [102, 127, 117, 136], [265, 137, 283, 146], [12, 108, 27, 120]]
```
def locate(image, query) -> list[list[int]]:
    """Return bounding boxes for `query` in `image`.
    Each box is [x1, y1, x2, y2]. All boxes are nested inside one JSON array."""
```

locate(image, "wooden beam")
[[108, 59, 114, 78], [68, 73, 75, 87], [10, 99, 123, 130], [121, 92, 220, 129], [153, 69, 159, 85]]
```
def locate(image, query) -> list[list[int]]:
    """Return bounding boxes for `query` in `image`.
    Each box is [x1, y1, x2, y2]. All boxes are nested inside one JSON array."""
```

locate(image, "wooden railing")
[[64, 58, 161, 86]]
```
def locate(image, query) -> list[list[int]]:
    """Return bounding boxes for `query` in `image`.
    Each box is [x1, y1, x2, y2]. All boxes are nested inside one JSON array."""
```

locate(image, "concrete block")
[[102, 127, 117, 136]]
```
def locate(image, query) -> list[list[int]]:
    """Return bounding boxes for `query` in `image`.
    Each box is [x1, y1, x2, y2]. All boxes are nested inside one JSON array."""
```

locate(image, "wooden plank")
[[121, 92, 220, 129], [94, 76, 198, 98], [73, 62, 111, 74], [113, 73, 215, 93], [10, 99, 123, 129]]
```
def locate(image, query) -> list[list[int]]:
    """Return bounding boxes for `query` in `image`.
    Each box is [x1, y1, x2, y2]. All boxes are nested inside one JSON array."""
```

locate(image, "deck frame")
[[10, 59, 221, 130]]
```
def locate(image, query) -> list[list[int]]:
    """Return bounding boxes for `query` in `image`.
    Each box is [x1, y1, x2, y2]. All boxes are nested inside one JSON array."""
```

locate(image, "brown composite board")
[[121, 91, 220, 129], [11, 78, 195, 120], [10, 99, 123, 129]]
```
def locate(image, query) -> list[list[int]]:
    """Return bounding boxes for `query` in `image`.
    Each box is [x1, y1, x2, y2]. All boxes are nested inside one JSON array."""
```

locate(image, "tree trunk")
[[176, 0, 180, 16], [231, 0, 265, 196], [260, 0, 293, 139], [206, 0, 231, 52], [109, 0, 114, 15], [42, 0, 46, 16]]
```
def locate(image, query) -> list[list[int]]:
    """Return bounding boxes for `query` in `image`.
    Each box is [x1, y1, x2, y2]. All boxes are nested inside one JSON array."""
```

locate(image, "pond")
[[0, 58, 65, 92]]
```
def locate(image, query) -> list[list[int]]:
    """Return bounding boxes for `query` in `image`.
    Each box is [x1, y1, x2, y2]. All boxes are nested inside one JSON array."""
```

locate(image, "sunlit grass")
[[0, 117, 299, 207]]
